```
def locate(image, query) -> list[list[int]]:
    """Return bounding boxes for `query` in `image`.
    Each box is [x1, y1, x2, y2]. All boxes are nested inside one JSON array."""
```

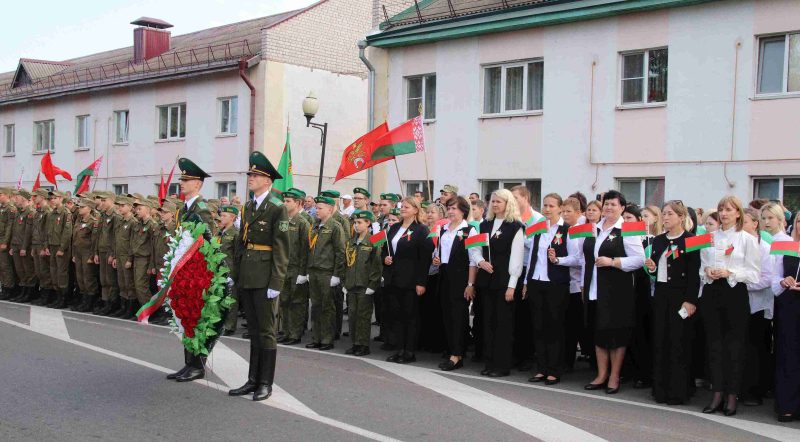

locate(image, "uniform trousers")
[[483, 287, 515, 372], [240, 287, 278, 350], [564, 291, 588, 370], [439, 265, 469, 357], [775, 290, 800, 415], [31, 246, 50, 290], [116, 259, 135, 300], [700, 280, 749, 394], [98, 251, 119, 301], [0, 246, 16, 288], [133, 257, 152, 304], [12, 251, 35, 287], [49, 251, 69, 294], [73, 251, 98, 296], [347, 288, 372, 347], [309, 271, 336, 345], [279, 276, 309, 340]]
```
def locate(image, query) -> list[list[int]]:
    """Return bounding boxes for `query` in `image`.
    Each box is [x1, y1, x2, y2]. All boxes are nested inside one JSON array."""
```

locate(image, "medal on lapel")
[[406, 229, 413, 241], [607, 233, 617, 242], [493, 230, 502, 239], [552, 233, 563, 246]]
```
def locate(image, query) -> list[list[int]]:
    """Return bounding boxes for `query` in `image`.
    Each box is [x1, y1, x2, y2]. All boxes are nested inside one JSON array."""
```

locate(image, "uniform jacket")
[[382, 221, 433, 289], [72, 215, 99, 257], [46, 206, 73, 253], [131, 217, 157, 269], [307, 217, 346, 277], [217, 225, 239, 279], [345, 235, 383, 292], [0, 202, 15, 246], [284, 212, 310, 280], [234, 196, 289, 291], [114, 215, 137, 264]]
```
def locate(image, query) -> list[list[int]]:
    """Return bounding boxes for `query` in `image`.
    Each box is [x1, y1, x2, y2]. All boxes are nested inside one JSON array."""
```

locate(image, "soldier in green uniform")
[[94, 191, 122, 315], [71, 198, 100, 312], [319, 189, 349, 339], [288, 188, 314, 226], [0, 188, 18, 300], [218, 206, 241, 336], [304, 196, 345, 351], [343, 210, 382, 356], [276, 189, 310, 346], [146, 200, 178, 326], [9, 190, 36, 302], [352, 187, 381, 233], [30, 189, 53, 306], [228, 151, 289, 401], [131, 200, 157, 318], [110, 196, 138, 319], [45, 191, 73, 309]]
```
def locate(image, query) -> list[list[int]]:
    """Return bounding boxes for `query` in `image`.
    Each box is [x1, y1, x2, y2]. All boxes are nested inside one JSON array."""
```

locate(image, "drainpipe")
[[238, 58, 257, 153], [358, 40, 376, 194]]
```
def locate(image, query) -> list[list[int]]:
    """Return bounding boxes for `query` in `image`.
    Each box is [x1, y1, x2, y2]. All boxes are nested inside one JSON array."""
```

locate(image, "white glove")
[[226, 277, 234, 288], [365, 288, 375, 295], [266, 289, 280, 299], [342, 288, 348, 295], [330, 276, 340, 287], [296, 275, 308, 285]]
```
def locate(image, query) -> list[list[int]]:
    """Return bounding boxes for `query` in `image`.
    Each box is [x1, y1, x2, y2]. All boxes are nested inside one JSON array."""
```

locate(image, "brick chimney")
[[131, 17, 173, 63]]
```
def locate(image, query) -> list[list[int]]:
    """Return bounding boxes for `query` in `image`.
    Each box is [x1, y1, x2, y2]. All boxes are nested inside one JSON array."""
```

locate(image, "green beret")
[[247, 151, 281, 179], [287, 187, 306, 198], [352, 210, 374, 221], [380, 193, 400, 202], [421, 201, 432, 208], [353, 187, 370, 198], [220, 205, 240, 216], [283, 189, 304, 200], [178, 157, 211, 181], [16, 189, 32, 199], [389, 208, 401, 216], [315, 196, 335, 206], [321, 190, 341, 199]]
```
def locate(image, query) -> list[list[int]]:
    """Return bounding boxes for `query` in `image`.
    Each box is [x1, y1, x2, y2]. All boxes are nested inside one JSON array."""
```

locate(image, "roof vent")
[[131, 17, 173, 63]]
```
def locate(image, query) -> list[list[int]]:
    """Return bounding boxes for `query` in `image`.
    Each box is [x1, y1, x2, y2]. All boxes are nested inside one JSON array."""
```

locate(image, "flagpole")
[[417, 105, 432, 201], [393, 159, 404, 198]]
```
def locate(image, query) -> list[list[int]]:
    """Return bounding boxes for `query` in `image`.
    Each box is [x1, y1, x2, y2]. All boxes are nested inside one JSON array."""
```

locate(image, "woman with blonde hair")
[[643, 206, 663, 236], [699, 196, 761, 416], [475, 189, 525, 377], [382, 196, 433, 364]]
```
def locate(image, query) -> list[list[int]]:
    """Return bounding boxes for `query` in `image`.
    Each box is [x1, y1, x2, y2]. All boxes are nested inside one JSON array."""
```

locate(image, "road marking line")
[[367, 359, 606, 442], [0, 313, 398, 442], [29, 305, 70, 339]]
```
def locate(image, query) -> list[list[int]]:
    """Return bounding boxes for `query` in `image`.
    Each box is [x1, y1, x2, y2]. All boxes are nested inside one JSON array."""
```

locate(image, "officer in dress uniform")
[[228, 151, 289, 401]]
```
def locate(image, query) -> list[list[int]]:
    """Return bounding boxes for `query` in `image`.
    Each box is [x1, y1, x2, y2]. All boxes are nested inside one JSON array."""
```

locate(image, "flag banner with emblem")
[[370, 230, 387, 247], [568, 223, 595, 239], [770, 240, 800, 257], [685, 233, 712, 252], [760, 230, 774, 245], [335, 122, 391, 182], [525, 219, 548, 238], [41, 151, 72, 188], [74, 156, 103, 195], [621, 221, 647, 237], [465, 233, 489, 249], [370, 116, 425, 161]]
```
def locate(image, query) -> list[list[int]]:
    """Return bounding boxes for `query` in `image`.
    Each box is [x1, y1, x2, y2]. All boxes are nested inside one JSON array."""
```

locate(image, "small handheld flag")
[[525, 220, 547, 238], [427, 228, 440, 248], [685, 233, 712, 252], [465, 233, 489, 249], [770, 241, 800, 257], [568, 223, 594, 239], [370, 230, 387, 248], [621, 221, 647, 237]]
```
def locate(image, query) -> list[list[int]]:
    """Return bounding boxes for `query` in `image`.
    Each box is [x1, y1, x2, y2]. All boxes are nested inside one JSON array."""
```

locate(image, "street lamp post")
[[302, 92, 328, 195]]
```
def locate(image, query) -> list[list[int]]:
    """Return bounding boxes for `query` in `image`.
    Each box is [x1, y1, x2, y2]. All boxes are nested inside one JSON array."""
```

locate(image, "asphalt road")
[[1, 300, 798, 442]]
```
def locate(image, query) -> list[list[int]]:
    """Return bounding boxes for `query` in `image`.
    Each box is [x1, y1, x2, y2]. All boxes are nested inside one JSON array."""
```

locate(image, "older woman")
[[475, 189, 525, 378], [583, 190, 645, 394]]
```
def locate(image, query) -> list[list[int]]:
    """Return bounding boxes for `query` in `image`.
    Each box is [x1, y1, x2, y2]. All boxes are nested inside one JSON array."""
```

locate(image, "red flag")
[[334, 122, 391, 182], [32, 172, 41, 191], [159, 170, 165, 206], [40, 151, 72, 187]]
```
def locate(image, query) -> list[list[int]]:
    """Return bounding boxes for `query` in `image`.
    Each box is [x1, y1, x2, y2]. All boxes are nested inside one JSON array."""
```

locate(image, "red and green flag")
[[621, 221, 647, 237], [74, 156, 103, 195], [770, 241, 800, 257], [665, 245, 681, 260], [568, 223, 595, 239], [521, 207, 537, 226], [427, 228, 440, 248], [370, 116, 425, 161], [525, 219, 548, 238], [760, 230, 774, 245], [334, 122, 391, 182], [685, 233, 712, 252], [465, 233, 489, 249], [370, 230, 387, 248]]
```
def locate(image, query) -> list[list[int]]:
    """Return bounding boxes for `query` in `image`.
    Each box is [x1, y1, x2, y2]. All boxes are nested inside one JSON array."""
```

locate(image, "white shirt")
[[390, 226, 408, 253], [436, 220, 481, 266], [475, 218, 525, 289], [569, 236, 586, 294], [699, 226, 761, 288], [253, 187, 272, 209], [747, 238, 774, 319], [528, 218, 581, 282], [588, 217, 645, 301], [521, 208, 544, 268], [184, 195, 200, 211], [771, 232, 797, 297], [656, 233, 683, 283], [341, 205, 355, 217]]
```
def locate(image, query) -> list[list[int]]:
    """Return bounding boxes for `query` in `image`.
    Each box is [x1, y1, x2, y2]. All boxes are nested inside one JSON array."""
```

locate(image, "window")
[[218, 97, 238, 134], [483, 60, 543, 115], [113, 184, 128, 195], [154, 183, 181, 198], [481, 179, 542, 210], [158, 103, 186, 140], [34, 120, 55, 153], [4, 124, 14, 155], [620, 48, 668, 105], [754, 177, 800, 212], [757, 33, 800, 95], [76, 115, 90, 149], [617, 178, 665, 207], [217, 181, 237, 199], [406, 75, 436, 120], [404, 180, 433, 199], [114, 110, 129, 143]]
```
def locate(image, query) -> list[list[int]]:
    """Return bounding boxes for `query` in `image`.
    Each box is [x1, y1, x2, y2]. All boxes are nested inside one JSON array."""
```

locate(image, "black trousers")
[[775, 291, 800, 415], [420, 273, 446, 352], [240, 287, 279, 350], [700, 281, 749, 394], [564, 291, 588, 369], [374, 285, 383, 324], [513, 271, 532, 365], [628, 283, 653, 382], [742, 311, 770, 400], [385, 285, 419, 353], [483, 287, 515, 372], [439, 265, 469, 357], [472, 287, 484, 358], [652, 283, 695, 403], [528, 280, 570, 377]]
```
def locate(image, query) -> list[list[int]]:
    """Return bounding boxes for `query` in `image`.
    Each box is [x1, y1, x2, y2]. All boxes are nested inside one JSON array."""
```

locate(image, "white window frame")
[[157, 103, 186, 141], [753, 176, 800, 210], [114, 110, 129, 144], [755, 32, 800, 98], [112, 184, 128, 195], [405, 74, 436, 121], [616, 177, 665, 207], [404, 180, 433, 199], [481, 59, 544, 117], [3, 124, 14, 156], [218, 97, 238, 135], [216, 181, 237, 199], [154, 183, 181, 197], [75, 115, 91, 150], [618, 47, 669, 108], [33, 120, 55, 153], [480, 179, 542, 209]]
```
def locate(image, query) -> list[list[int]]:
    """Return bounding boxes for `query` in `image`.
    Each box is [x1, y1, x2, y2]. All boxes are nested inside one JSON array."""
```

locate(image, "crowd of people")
[[1, 180, 799, 422]]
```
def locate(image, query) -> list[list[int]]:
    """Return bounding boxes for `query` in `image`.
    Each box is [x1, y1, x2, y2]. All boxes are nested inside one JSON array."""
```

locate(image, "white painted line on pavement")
[[367, 358, 606, 442], [0, 313, 399, 442], [209, 342, 318, 416], [29, 305, 70, 339]]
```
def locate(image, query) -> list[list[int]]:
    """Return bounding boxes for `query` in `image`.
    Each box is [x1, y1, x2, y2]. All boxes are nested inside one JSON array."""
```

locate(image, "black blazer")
[[649, 232, 701, 300], [382, 221, 433, 289]]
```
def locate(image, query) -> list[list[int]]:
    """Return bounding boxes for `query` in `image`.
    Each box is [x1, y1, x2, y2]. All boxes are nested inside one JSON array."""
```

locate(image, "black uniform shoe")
[[78, 295, 97, 313], [242, 332, 251, 339], [111, 299, 129, 318], [282, 338, 301, 345], [93, 300, 106, 315], [52, 294, 68, 309], [353, 346, 370, 357], [20, 287, 37, 303], [441, 359, 463, 371], [33, 290, 52, 306], [397, 353, 416, 364], [167, 350, 193, 380], [545, 377, 561, 386], [222, 329, 235, 337], [318, 343, 334, 351], [633, 380, 652, 389], [305, 342, 322, 349], [229, 346, 260, 395], [253, 349, 276, 401], [176, 355, 205, 382], [345, 346, 357, 355], [584, 382, 607, 390], [386, 353, 401, 363], [488, 370, 510, 378]]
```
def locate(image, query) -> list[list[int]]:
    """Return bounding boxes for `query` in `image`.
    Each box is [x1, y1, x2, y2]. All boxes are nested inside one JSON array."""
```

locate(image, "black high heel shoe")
[[584, 381, 607, 390], [703, 401, 723, 414], [724, 395, 738, 417]]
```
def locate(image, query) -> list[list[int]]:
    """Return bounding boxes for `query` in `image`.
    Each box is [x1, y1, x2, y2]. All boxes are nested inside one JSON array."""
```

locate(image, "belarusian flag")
[[568, 223, 594, 239], [427, 228, 440, 248], [370, 230, 387, 248], [370, 116, 425, 161], [621, 221, 647, 237], [525, 219, 547, 238], [770, 241, 800, 257], [760, 230, 774, 245], [270, 126, 293, 205], [465, 233, 489, 249], [685, 233, 712, 252], [521, 207, 536, 226], [74, 156, 103, 195]]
